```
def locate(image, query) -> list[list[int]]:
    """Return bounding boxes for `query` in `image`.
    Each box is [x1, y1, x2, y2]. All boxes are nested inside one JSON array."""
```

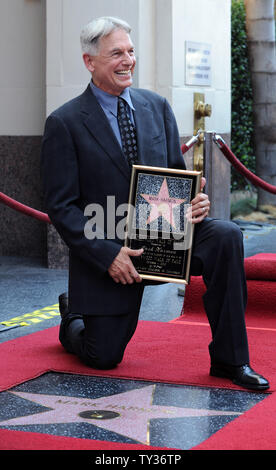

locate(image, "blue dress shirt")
[[90, 81, 135, 148]]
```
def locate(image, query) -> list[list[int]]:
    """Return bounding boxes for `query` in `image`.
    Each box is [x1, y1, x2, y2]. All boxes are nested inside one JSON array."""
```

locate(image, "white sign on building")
[[185, 41, 212, 86]]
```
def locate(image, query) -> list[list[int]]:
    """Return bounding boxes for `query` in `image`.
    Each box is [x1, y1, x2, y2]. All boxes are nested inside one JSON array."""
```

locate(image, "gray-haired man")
[[41, 17, 269, 391]]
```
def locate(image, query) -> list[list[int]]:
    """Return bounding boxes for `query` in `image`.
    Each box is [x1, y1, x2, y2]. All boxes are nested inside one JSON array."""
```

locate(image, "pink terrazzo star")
[[141, 178, 186, 228], [0, 385, 240, 445]]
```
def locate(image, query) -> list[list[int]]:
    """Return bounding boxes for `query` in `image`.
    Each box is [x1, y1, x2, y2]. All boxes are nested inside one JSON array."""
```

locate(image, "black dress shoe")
[[210, 363, 270, 391], [59, 292, 69, 319], [58, 292, 83, 322], [58, 292, 83, 354]]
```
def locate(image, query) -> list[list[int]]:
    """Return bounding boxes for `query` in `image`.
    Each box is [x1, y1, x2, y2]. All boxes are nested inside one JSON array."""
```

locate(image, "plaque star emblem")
[[0, 385, 240, 445], [141, 178, 186, 229]]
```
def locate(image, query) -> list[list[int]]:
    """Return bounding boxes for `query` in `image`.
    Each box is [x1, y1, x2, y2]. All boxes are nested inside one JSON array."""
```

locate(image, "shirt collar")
[[90, 81, 135, 117]]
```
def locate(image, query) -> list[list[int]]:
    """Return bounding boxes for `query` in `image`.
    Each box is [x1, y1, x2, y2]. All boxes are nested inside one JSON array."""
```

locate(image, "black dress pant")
[[190, 218, 249, 366], [59, 218, 250, 369], [59, 284, 144, 370]]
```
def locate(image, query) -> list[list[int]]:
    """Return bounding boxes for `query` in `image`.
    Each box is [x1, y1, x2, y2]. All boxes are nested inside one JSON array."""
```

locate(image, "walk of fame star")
[[0, 384, 241, 445], [141, 178, 186, 229]]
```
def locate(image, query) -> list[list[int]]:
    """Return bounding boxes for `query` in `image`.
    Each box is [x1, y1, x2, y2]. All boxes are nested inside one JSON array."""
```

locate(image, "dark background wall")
[[0, 136, 47, 262]]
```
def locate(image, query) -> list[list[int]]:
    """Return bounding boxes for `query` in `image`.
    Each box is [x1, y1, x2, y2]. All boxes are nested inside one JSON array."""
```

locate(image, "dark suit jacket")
[[41, 85, 186, 315]]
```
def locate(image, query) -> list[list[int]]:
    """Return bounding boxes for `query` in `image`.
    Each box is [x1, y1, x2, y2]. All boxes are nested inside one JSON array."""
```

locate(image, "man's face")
[[84, 29, 136, 96]]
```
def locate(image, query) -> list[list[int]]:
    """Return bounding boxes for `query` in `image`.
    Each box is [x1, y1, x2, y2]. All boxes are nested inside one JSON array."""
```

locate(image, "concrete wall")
[[0, 0, 46, 259], [0, 0, 46, 135]]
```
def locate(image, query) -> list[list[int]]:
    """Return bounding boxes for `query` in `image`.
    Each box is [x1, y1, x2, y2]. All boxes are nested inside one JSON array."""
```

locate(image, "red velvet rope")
[[0, 136, 275, 223], [214, 135, 276, 194], [181, 143, 190, 154], [0, 192, 51, 224]]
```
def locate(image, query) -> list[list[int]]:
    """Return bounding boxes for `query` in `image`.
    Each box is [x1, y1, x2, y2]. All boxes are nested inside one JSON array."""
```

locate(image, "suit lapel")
[[80, 86, 131, 180], [130, 89, 154, 166], [79, 86, 154, 179]]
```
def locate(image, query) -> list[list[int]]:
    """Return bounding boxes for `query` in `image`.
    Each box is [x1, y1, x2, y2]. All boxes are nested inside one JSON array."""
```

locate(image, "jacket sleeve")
[[40, 114, 121, 274]]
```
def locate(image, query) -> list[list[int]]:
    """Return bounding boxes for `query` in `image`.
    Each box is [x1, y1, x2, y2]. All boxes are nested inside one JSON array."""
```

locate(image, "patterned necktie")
[[117, 97, 138, 167]]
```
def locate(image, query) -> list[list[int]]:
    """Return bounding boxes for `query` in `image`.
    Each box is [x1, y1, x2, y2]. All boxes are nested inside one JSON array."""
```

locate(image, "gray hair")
[[80, 17, 132, 55]]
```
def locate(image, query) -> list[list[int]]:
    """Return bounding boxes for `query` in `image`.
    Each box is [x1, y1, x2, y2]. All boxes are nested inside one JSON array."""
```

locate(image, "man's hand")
[[189, 177, 210, 224], [108, 247, 143, 285]]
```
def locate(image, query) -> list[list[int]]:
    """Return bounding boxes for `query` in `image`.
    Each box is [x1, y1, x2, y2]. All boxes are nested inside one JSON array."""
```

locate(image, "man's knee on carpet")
[[84, 356, 119, 370], [82, 341, 124, 370], [82, 352, 122, 370]]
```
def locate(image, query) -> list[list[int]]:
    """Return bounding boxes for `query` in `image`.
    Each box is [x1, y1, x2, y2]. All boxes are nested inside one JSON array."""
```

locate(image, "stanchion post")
[[203, 131, 213, 204], [203, 131, 231, 220]]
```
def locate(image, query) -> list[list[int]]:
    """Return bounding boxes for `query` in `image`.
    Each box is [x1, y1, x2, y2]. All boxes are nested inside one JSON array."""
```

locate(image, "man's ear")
[[83, 54, 95, 73]]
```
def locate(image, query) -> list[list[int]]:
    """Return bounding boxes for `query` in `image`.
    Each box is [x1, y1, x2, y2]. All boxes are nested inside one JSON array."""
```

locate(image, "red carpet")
[[1, 320, 275, 394], [178, 253, 276, 330], [0, 322, 221, 392], [0, 317, 276, 449], [245, 252, 276, 280], [1, 253, 276, 450], [177, 276, 276, 329]]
